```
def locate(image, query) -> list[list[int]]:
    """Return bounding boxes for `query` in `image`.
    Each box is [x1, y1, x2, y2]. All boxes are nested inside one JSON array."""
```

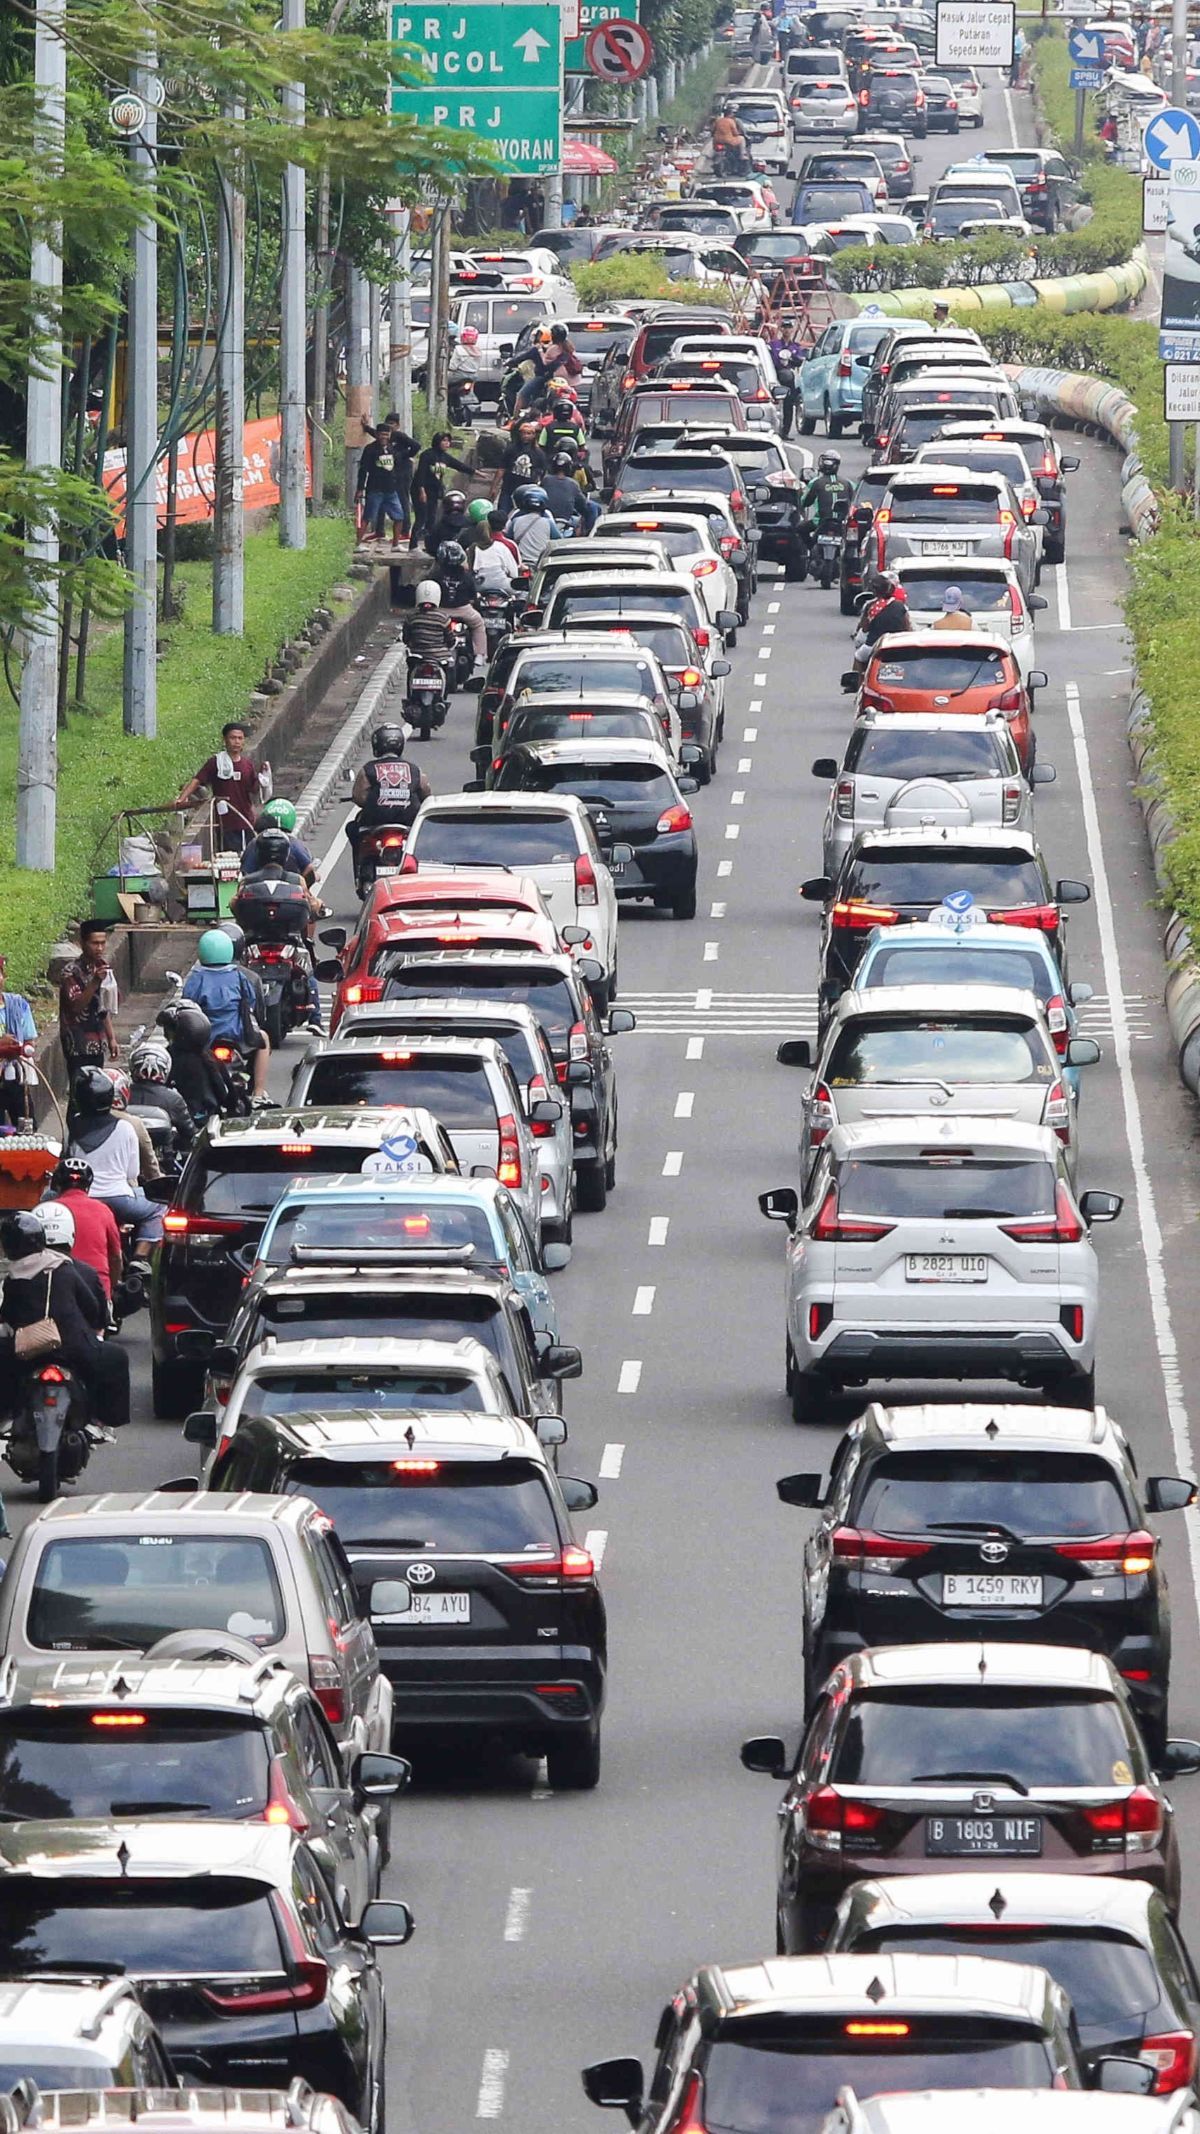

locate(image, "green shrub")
[[573, 256, 733, 306], [975, 310, 1167, 483]]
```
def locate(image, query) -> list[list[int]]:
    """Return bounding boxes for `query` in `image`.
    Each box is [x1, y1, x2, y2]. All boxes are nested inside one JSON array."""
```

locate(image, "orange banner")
[[103, 414, 311, 534]]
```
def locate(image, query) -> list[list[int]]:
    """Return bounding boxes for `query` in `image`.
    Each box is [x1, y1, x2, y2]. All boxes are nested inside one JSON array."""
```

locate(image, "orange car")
[[321, 872, 559, 1031], [849, 628, 1045, 770]]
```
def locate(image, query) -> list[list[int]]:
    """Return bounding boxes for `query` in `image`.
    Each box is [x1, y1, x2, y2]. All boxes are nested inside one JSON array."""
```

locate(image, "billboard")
[[1160, 158, 1200, 360], [103, 414, 310, 536]]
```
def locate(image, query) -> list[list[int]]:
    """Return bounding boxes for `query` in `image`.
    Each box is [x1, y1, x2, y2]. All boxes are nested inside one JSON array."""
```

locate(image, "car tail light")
[[837, 353, 853, 377], [693, 626, 711, 650], [1045, 994, 1068, 1055], [342, 977, 384, 1007], [988, 688, 1025, 718], [812, 1185, 894, 1242], [719, 533, 738, 558], [730, 490, 744, 511], [1020, 494, 1037, 520], [693, 558, 719, 578], [808, 1080, 835, 1146], [657, 803, 693, 834], [1043, 1077, 1071, 1144], [399, 852, 419, 873], [1000, 1179, 1083, 1243], [1079, 1787, 1163, 1853], [1055, 1531, 1155, 1576], [1039, 452, 1059, 478], [989, 902, 1059, 933], [162, 1212, 244, 1236], [831, 900, 898, 930], [671, 2071, 708, 2134], [946, 95, 958, 108], [998, 507, 1016, 557], [752, 386, 771, 403], [1140, 2035, 1196, 2093], [90, 1710, 146, 1726], [875, 502, 892, 522], [575, 851, 599, 906], [264, 1758, 309, 1830], [308, 1653, 345, 1727], [833, 777, 855, 822], [568, 1019, 588, 1065], [804, 1784, 891, 1846], [679, 666, 704, 689], [1000, 781, 1023, 825], [497, 1112, 522, 1189], [832, 1526, 932, 1573], [503, 1545, 595, 1583]]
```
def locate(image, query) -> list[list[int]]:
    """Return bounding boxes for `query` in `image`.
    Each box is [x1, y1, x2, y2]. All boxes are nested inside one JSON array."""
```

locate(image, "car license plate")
[[942, 1574, 1044, 1606], [926, 1815, 1043, 1857], [375, 1592, 470, 1624], [920, 541, 968, 556], [905, 1254, 989, 1281], [377, 864, 405, 877]]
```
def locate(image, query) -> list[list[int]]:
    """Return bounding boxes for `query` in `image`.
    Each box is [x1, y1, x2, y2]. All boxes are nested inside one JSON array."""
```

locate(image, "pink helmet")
[[460, 326, 479, 346]]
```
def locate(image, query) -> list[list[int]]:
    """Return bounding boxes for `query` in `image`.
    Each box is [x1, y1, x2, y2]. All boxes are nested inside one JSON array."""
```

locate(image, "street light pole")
[[122, 37, 158, 737], [213, 111, 246, 634], [279, 0, 307, 548], [389, 201, 413, 434], [1169, 0, 1189, 491]]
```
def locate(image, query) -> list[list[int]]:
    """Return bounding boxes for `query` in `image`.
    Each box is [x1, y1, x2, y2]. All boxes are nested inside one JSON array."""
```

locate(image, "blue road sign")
[[1067, 24, 1105, 62], [1144, 105, 1200, 170], [1069, 65, 1104, 88]]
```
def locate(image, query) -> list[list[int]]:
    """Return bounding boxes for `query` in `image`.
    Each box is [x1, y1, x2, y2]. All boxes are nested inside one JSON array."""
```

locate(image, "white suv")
[[216, 1333, 521, 1443], [759, 1116, 1122, 1420], [811, 709, 1047, 876]]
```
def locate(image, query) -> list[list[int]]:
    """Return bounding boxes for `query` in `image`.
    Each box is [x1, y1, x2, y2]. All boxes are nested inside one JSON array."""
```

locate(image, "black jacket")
[[543, 474, 589, 528], [130, 1080, 195, 1149], [863, 595, 911, 645], [2, 1250, 106, 1374], [434, 564, 479, 609]]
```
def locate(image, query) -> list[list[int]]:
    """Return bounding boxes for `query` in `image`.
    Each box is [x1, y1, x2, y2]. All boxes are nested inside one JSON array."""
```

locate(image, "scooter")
[[354, 822, 410, 900], [231, 877, 317, 1050], [447, 617, 474, 694], [404, 656, 450, 739], [479, 587, 514, 659], [812, 522, 845, 590], [5, 1356, 102, 1502]]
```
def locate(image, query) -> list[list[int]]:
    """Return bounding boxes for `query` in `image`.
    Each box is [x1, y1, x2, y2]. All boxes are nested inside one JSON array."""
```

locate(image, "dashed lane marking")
[[476, 2050, 509, 2119], [663, 1150, 683, 1175], [674, 1090, 695, 1118], [600, 1442, 625, 1478], [648, 1216, 670, 1246], [503, 1889, 531, 1943], [617, 1359, 642, 1393], [687, 1036, 705, 1060], [632, 1285, 656, 1316], [585, 1528, 608, 1569]]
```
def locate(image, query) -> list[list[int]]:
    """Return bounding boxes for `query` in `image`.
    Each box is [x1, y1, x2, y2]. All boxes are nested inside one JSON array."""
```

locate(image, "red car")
[[321, 872, 557, 1031], [851, 629, 1043, 770]]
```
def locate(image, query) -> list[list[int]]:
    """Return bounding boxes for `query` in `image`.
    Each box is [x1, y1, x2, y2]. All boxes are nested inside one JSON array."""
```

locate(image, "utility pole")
[[1170, 0, 1189, 491], [389, 202, 413, 434], [213, 113, 246, 634], [17, 0, 66, 868], [279, 0, 307, 548], [122, 36, 158, 738], [428, 200, 451, 422], [310, 0, 352, 513], [343, 263, 371, 511]]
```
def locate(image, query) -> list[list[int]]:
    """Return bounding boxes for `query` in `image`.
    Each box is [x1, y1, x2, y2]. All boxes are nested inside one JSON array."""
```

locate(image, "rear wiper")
[[866, 1077, 955, 1097], [108, 1800, 213, 1816], [925, 1519, 1023, 1543], [938, 1207, 1018, 1220], [910, 1770, 1029, 1795]]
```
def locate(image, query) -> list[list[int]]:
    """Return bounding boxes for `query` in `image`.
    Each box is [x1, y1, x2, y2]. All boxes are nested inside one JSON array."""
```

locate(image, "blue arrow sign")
[[1144, 105, 1200, 169], [1068, 25, 1105, 62]]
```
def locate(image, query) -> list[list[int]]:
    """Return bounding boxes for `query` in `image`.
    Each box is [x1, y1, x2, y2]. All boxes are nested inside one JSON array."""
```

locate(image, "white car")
[[592, 508, 742, 629], [811, 707, 1045, 876], [936, 63, 983, 123], [540, 570, 735, 654], [890, 555, 1047, 678], [933, 166, 1025, 220], [759, 1116, 1122, 1419], [598, 232, 759, 294], [403, 792, 621, 1008], [216, 1333, 526, 1443], [690, 178, 775, 231], [461, 246, 576, 297], [637, 200, 746, 247], [526, 538, 673, 615], [724, 88, 791, 174]]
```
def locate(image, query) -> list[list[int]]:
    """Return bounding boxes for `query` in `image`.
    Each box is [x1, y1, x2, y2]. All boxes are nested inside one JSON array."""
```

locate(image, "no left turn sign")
[[584, 16, 653, 80]]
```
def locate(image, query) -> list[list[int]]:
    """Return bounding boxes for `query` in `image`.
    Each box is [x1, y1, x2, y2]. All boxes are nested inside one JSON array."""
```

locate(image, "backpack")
[[561, 345, 583, 378]]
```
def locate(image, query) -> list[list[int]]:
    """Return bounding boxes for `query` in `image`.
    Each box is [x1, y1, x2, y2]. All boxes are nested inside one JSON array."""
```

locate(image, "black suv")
[[801, 828, 1090, 1021], [861, 65, 926, 132], [205, 1408, 608, 1790], [0, 1648, 409, 1922], [0, 1821, 413, 2130], [777, 1400, 1195, 1752], [493, 740, 701, 916], [681, 429, 807, 579]]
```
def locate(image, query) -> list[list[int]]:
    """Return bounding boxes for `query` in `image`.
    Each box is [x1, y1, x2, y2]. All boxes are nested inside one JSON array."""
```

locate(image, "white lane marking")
[[754, 672, 768, 685], [738, 757, 753, 773], [600, 1441, 625, 1478], [744, 723, 759, 738], [725, 823, 740, 840], [313, 806, 354, 890], [717, 859, 733, 877], [632, 1285, 656, 1316], [617, 1359, 642, 1392], [648, 1216, 670, 1246], [695, 986, 713, 1009], [1055, 561, 1072, 632], [1064, 679, 1200, 1599], [732, 790, 746, 806], [585, 1528, 607, 1569], [503, 1888, 531, 1943], [759, 645, 773, 659], [662, 1150, 683, 1175], [762, 623, 776, 636], [687, 1034, 705, 1059], [1071, 623, 1126, 632], [674, 1090, 695, 1118], [1002, 80, 1019, 149], [710, 900, 726, 919], [704, 940, 720, 961], [767, 600, 780, 614], [476, 2050, 509, 2119]]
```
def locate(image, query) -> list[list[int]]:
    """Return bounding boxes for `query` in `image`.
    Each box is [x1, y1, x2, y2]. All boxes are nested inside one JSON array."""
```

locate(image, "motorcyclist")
[[180, 929, 272, 1100], [508, 484, 561, 568], [232, 842, 324, 1035], [538, 383, 588, 462], [0, 1207, 130, 1430], [500, 421, 548, 510], [98, 1067, 161, 1190], [711, 103, 748, 177], [240, 798, 317, 887], [349, 720, 432, 863], [430, 487, 471, 557], [46, 1154, 122, 1302], [447, 324, 480, 420], [854, 569, 911, 662], [128, 1035, 195, 1154], [433, 538, 487, 671], [799, 450, 852, 574], [768, 327, 804, 438], [36, 1198, 108, 1325], [160, 1000, 237, 1124], [65, 1066, 164, 1286], [468, 501, 522, 594], [544, 449, 598, 535]]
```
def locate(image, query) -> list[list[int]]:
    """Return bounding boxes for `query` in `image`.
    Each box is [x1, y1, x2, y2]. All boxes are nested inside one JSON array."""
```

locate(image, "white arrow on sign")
[[1153, 114, 1199, 159], [514, 25, 551, 59], [1073, 31, 1103, 60]]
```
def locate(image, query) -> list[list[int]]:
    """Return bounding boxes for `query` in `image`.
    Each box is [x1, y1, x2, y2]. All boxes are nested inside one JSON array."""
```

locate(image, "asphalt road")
[[26, 63, 1200, 2134]]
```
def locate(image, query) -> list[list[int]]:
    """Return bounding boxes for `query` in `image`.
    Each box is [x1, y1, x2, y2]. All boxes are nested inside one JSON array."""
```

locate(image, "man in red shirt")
[[175, 720, 262, 852], [47, 1157, 123, 1300]]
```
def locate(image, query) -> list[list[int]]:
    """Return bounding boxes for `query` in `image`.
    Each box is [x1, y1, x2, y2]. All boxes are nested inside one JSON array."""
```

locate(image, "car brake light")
[[808, 1080, 835, 1145], [989, 902, 1058, 932], [342, 977, 384, 1009], [1045, 994, 1068, 1055], [1020, 494, 1037, 519], [672, 2071, 708, 2134], [575, 851, 599, 907], [1078, 1787, 1162, 1850], [837, 354, 853, 377], [162, 1212, 244, 1236], [805, 1785, 890, 1842], [202, 1898, 328, 2014], [847, 2021, 911, 2037], [568, 1020, 588, 1073], [812, 1184, 894, 1242], [503, 1545, 595, 1582], [947, 95, 958, 108], [399, 851, 419, 874], [832, 1526, 932, 1573], [657, 804, 693, 834], [1140, 2035, 1197, 2093], [1055, 1531, 1155, 1576], [1044, 1076, 1071, 1142], [264, 1758, 310, 1830], [718, 533, 738, 558], [831, 900, 898, 930], [1001, 781, 1023, 825], [308, 1654, 345, 1727], [622, 372, 635, 390], [90, 1710, 147, 1726], [693, 558, 719, 578], [1039, 452, 1058, 477], [730, 490, 744, 511], [497, 1112, 522, 1189], [1000, 1180, 1083, 1243]]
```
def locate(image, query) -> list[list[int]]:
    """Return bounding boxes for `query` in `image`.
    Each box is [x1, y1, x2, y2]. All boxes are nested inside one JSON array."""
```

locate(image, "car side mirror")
[[1030, 593, 1048, 611], [1145, 1475, 1198, 1513], [841, 671, 859, 693], [776, 1039, 812, 1067], [1093, 2060, 1156, 2097], [717, 609, 739, 631], [1080, 1189, 1122, 1225], [1061, 453, 1080, 472], [711, 658, 732, 678], [157, 1474, 201, 1494], [677, 689, 700, 712], [753, 484, 772, 504], [543, 1242, 572, 1272], [1066, 1037, 1100, 1067], [1056, 878, 1090, 905], [567, 1061, 591, 1087], [582, 2059, 645, 2118], [609, 844, 635, 866], [143, 1176, 178, 1205], [183, 1412, 217, 1448], [207, 1342, 239, 1378], [678, 776, 700, 796], [314, 957, 343, 981], [1029, 669, 1048, 691], [577, 957, 604, 983], [740, 1735, 790, 1779], [351, 1750, 411, 1801], [607, 1009, 636, 1035], [1069, 981, 1094, 1006], [535, 1413, 567, 1449], [318, 927, 348, 951], [812, 757, 839, 779], [358, 1898, 415, 1948], [174, 1329, 215, 1360], [541, 1343, 583, 1380], [470, 745, 492, 767], [759, 1186, 799, 1225], [530, 1098, 564, 1124], [1030, 762, 1056, 785], [777, 1471, 824, 1508], [462, 777, 486, 793], [560, 1475, 599, 1512], [561, 925, 589, 945], [800, 876, 833, 902]]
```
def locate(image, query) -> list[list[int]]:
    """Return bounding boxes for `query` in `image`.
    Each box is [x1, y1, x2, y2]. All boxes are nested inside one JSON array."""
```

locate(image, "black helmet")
[[372, 722, 406, 758], [438, 539, 467, 568], [51, 1155, 93, 1195], [72, 1065, 114, 1117], [162, 1000, 212, 1053], [443, 490, 467, 512], [552, 449, 576, 472], [818, 450, 841, 475], [0, 1209, 45, 1262], [869, 569, 897, 597], [255, 829, 293, 873], [217, 919, 246, 960]]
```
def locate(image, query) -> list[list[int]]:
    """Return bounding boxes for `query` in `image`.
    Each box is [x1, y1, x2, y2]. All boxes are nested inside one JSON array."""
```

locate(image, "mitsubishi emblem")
[[980, 1541, 1009, 1565], [406, 1562, 436, 1586]]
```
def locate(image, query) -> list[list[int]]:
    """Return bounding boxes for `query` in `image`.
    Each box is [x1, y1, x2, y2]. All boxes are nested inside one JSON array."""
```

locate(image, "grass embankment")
[[1, 516, 355, 999]]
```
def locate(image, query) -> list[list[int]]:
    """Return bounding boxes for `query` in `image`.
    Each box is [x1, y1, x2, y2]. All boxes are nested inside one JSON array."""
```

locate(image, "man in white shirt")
[[66, 1068, 164, 1283]]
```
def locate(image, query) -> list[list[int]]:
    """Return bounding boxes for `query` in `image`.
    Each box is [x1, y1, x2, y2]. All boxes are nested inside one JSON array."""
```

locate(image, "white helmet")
[[130, 1037, 172, 1085], [37, 1201, 76, 1251], [416, 580, 442, 606]]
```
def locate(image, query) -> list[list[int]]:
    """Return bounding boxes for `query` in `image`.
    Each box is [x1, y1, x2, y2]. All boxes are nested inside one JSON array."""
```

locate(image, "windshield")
[[842, 853, 1044, 906], [831, 1688, 1134, 1788], [0, 1884, 285, 1976], [868, 645, 1010, 690], [196, 1148, 372, 1217], [859, 942, 1055, 1001], [285, 1457, 559, 1550], [411, 813, 579, 868], [379, 964, 577, 1043], [302, 1056, 500, 1126], [509, 656, 657, 699], [238, 1369, 488, 1418], [846, 727, 1004, 778], [0, 1711, 271, 1820], [27, 1535, 287, 1652], [262, 1197, 498, 1266], [701, 2029, 1053, 2134], [825, 1016, 1049, 1085], [854, 1450, 1129, 1538], [855, 1928, 1160, 2029], [834, 1154, 1059, 1222], [622, 461, 735, 497]]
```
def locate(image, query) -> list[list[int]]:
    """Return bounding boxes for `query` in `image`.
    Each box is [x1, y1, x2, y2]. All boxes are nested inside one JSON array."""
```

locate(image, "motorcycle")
[[479, 588, 514, 659], [354, 822, 410, 900], [231, 877, 317, 1050], [404, 655, 450, 739], [448, 378, 475, 425], [812, 522, 845, 590], [5, 1357, 104, 1502], [447, 616, 474, 694]]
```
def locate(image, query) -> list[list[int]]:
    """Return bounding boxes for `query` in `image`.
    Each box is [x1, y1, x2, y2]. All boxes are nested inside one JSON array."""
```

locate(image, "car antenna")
[[988, 1888, 1007, 1919]]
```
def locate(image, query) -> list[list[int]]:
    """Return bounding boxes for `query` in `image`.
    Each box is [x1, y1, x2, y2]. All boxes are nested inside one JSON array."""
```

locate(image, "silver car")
[[790, 76, 860, 137], [876, 463, 1042, 599], [779, 983, 1099, 1183], [812, 710, 1050, 876], [759, 1117, 1122, 1420], [890, 557, 1047, 680]]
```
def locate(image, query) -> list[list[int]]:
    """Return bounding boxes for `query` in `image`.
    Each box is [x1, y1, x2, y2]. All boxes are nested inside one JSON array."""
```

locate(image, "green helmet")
[[467, 497, 492, 524], [261, 797, 297, 833], [197, 927, 234, 967]]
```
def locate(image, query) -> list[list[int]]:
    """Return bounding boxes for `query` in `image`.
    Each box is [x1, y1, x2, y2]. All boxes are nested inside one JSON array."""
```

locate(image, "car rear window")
[[194, 1148, 374, 1216], [412, 813, 579, 868], [0, 1710, 271, 1820], [888, 482, 1004, 524], [485, 298, 548, 334], [929, 199, 1004, 233], [599, 527, 698, 562], [845, 726, 1005, 778], [797, 185, 872, 217], [632, 394, 741, 428], [931, 447, 1031, 486], [667, 362, 763, 396], [639, 321, 721, 365], [28, 1535, 287, 1651], [364, 1019, 540, 1087], [983, 151, 1042, 178], [379, 964, 578, 1043], [848, 321, 893, 349], [252, 1290, 510, 1359], [842, 852, 1044, 905], [562, 619, 691, 668], [860, 943, 1055, 1001], [899, 572, 1015, 614], [509, 656, 656, 699], [832, 1687, 1134, 1788], [290, 1457, 560, 1550], [702, 2027, 1054, 2134], [868, 644, 1011, 690], [853, 1928, 1161, 2028], [239, 1369, 487, 1418], [566, 321, 630, 350], [302, 1055, 500, 1126], [551, 589, 695, 628], [825, 1016, 1049, 1085], [653, 208, 736, 239], [262, 1198, 497, 1266], [622, 460, 735, 497], [501, 760, 677, 807], [896, 411, 1003, 452], [0, 1882, 285, 1976], [798, 81, 853, 100], [733, 100, 784, 123], [853, 1451, 1130, 1539], [834, 1154, 1058, 1222]]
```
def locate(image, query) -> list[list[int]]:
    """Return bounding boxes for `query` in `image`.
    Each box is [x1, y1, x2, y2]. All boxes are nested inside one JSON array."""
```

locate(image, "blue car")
[[797, 313, 921, 437]]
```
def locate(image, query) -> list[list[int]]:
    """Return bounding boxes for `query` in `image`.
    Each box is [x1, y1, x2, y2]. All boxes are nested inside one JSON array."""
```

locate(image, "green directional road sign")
[[390, 0, 563, 175], [565, 0, 639, 72]]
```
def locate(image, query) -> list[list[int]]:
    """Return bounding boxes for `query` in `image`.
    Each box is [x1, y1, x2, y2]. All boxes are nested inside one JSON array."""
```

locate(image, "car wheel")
[[826, 404, 845, 439], [673, 882, 698, 921], [784, 542, 806, 583], [576, 1159, 608, 1213], [799, 411, 816, 434], [151, 1354, 203, 1421], [839, 581, 857, 615], [791, 1365, 828, 1426], [1045, 537, 1065, 566], [949, 115, 959, 130], [547, 1723, 601, 1790], [775, 1904, 794, 1956]]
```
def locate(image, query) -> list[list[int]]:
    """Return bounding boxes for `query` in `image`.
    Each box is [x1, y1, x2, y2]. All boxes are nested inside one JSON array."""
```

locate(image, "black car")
[[860, 65, 926, 134], [860, 326, 983, 438], [0, 1821, 412, 2131], [494, 739, 700, 919], [208, 1409, 607, 1788], [857, 131, 915, 197], [921, 72, 960, 130], [802, 828, 1091, 1020], [678, 428, 808, 577], [979, 146, 1084, 232], [607, 445, 761, 557], [778, 1401, 1195, 1749]]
